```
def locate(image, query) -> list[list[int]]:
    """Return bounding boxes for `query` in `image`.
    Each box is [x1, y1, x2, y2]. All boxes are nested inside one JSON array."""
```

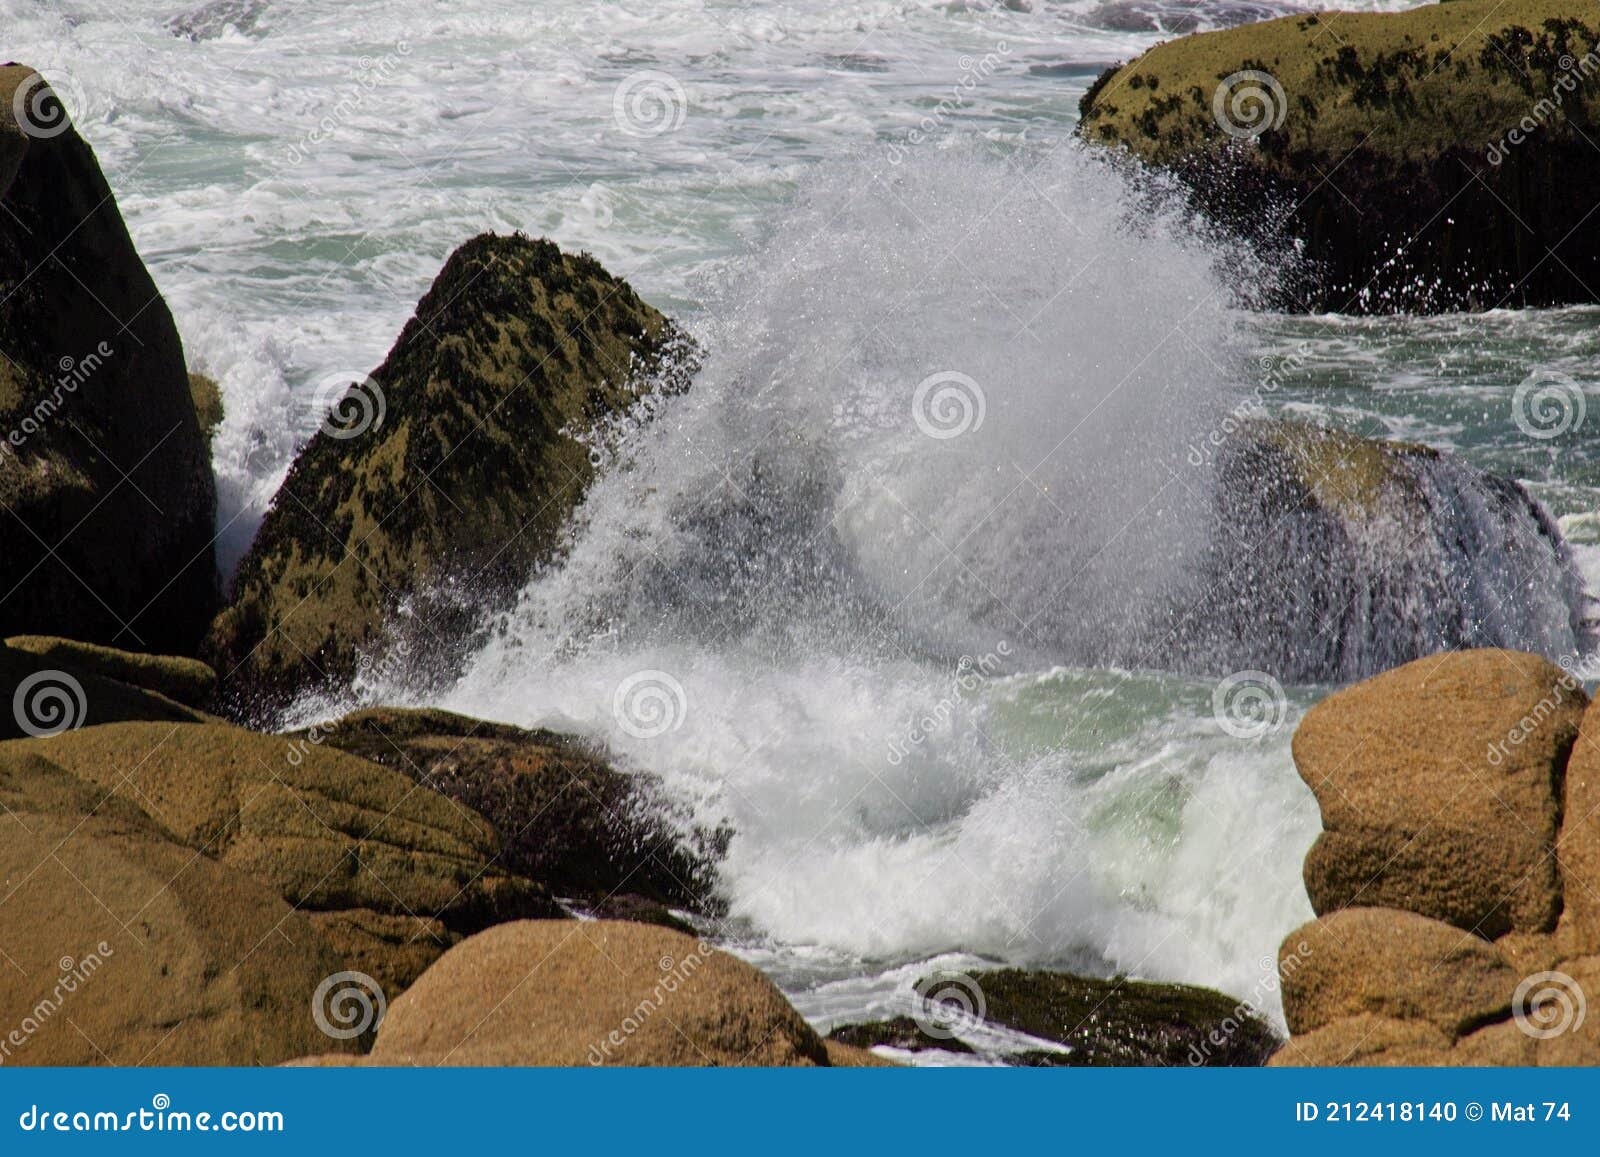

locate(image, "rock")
[[822, 1040, 899, 1067], [1280, 908, 1515, 1039], [205, 234, 695, 719], [1558, 700, 1600, 952], [0, 721, 557, 934], [6, 635, 216, 707], [306, 909, 454, 998], [1518, 955, 1600, 1065], [188, 372, 224, 446], [301, 706, 718, 911], [1184, 422, 1591, 683], [1292, 649, 1582, 936], [828, 1017, 976, 1056], [965, 968, 1281, 1066], [0, 752, 352, 1064], [368, 920, 831, 1066], [0, 639, 209, 739], [1267, 1014, 1450, 1067], [1077, 0, 1600, 312], [0, 66, 217, 650]]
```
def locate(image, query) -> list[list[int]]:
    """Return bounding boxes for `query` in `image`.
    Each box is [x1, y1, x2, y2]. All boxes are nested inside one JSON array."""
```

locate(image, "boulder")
[[1292, 649, 1582, 937], [1280, 908, 1515, 1039], [964, 968, 1281, 1066], [0, 639, 209, 739], [300, 706, 717, 911], [0, 752, 352, 1064], [205, 234, 695, 719], [1557, 700, 1600, 952], [828, 1017, 976, 1056], [0, 66, 217, 650], [0, 721, 556, 934], [1077, 0, 1600, 312], [368, 920, 830, 1066], [1267, 1014, 1450, 1067], [6, 635, 216, 707], [1183, 423, 1590, 683]]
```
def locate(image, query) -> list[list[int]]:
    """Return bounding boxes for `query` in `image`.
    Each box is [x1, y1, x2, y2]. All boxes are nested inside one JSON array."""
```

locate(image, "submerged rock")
[[1078, 0, 1600, 312], [1181, 421, 1592, 683], [965, 968, 1281, 1066], [0, 67, 218, 650], [365, 920, 832, 1066], [205, 234, 695, 719]]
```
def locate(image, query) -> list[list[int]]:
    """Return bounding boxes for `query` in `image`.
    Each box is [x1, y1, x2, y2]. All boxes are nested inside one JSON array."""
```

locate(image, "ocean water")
[[15, 0, 1600, 1061]]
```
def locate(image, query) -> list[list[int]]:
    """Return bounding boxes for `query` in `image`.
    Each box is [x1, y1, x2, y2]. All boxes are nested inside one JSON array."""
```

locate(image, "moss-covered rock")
[[6, 634, 216, 707], [188, 371, 224, 446], [0, 639, 210, 739], [0, 753, 354, 1065], [967, 968, 1281, 1066], [205, 234, 694, 719], [298, 706, 718, 912], [0, 66, 218, 649], [1077, 0, 1600, 311]]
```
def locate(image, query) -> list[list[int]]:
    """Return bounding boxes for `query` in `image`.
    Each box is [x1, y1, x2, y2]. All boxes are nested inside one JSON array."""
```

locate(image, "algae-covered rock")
[[0, 639, 209, 739], [967, 968, 1281, 1066], [0, 753, 353, 1065], [6, 634, 216, 707], [206, 234, 694, 719], [300, 706, 717, 911], [1078, 0, 1600, 311], [0, 66, 218, 649]]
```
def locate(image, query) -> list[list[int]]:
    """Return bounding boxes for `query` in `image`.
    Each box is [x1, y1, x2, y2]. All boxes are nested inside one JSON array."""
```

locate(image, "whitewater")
[[12, 0, 1600, 1058]]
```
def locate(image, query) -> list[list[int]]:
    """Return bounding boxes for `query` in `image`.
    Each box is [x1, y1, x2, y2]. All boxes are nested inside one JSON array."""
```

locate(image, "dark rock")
[[828, 1017, 976, 1055], [0, 67, 218, 650]]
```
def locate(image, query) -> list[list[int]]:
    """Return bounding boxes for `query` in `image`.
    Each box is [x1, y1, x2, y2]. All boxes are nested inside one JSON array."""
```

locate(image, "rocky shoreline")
[[1, 26, 1596, 1068]]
